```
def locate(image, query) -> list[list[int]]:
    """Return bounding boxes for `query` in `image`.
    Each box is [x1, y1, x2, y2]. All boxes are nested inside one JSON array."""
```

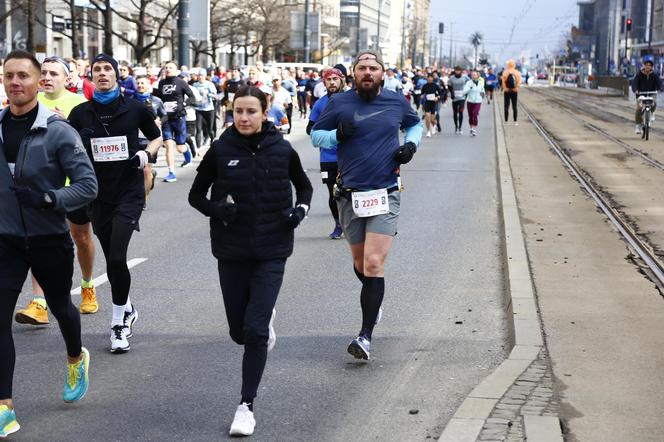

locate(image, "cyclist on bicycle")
[[632, 54, 662, 134]]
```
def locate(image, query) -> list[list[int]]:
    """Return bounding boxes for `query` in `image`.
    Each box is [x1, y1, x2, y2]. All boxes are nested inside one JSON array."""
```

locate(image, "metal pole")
[[356, 0, 361, 55], [449, 22, 453, 67], [647, 0, 654, 51], [376, 0, 382, 53], [304, 0, 310, 63], [178, 0, 190, 67], [439, 33, 443, 67], [625, 29, 628, 73], [400, 0, 406, 67]]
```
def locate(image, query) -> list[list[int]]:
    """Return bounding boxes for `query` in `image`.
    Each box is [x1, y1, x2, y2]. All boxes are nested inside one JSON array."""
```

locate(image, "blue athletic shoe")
[[0, 405, 20, 438], [163, 171, 177, 183], [63, 347, 90, 403], [328, 224, 343, 240], [181, 149, 192, 167]]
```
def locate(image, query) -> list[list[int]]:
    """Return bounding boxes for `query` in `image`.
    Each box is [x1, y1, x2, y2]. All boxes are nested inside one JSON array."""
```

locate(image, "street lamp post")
[[177, 0, 190, 67], [356, 0, 361, 55], [304, 0, 310, 63]]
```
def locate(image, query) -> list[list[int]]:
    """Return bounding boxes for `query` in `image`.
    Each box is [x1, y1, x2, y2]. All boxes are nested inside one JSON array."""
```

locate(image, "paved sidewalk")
[[504, 100, 664, 441]]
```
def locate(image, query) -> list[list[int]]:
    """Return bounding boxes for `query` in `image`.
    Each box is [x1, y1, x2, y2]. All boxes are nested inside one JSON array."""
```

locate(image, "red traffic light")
[[626, 18, 633, 31]]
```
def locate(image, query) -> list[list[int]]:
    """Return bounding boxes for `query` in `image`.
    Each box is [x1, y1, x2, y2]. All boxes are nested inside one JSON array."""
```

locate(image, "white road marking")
[[70, 258, 148, 295]]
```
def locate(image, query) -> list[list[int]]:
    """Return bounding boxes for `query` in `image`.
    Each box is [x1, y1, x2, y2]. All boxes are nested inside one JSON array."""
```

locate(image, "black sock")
[[359, 276, 385, 340], [240, 398, 254, 411], [353, 266, 365, 283]]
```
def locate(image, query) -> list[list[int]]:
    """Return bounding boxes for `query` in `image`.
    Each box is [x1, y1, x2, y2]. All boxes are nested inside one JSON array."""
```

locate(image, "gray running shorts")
[[337, 190, 401, 245]]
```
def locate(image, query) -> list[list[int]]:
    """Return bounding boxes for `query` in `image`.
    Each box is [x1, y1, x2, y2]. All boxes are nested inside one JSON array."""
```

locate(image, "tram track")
[[519, 101, 664, 290], [528, 87, 664, 173]]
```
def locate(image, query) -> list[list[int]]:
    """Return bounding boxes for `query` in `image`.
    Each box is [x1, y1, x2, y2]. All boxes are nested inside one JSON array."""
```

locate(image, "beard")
[[356, 77, 380, 101]]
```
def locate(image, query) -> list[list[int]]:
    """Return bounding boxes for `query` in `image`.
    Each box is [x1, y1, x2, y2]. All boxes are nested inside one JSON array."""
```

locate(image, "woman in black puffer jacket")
[[188, 85, 312, 437]]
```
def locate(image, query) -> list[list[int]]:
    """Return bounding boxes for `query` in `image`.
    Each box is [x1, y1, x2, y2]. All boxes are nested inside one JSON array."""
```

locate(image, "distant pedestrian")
[[448, 66, 468, 134], [464, 70, 485, 136], [502, 60, 521, 125]]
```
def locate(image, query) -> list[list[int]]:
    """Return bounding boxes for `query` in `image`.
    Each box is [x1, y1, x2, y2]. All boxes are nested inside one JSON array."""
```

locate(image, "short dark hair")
[[234, 85, 268, 112], [4, 50, 41, 74]]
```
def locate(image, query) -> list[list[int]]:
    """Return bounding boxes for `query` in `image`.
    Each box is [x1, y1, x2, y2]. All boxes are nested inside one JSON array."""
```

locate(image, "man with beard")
[[306, 65, 347, 239], [311, 51, 422, 360]]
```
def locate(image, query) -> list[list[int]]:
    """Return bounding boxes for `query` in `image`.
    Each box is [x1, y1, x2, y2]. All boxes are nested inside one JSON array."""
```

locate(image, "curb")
[[437, 103, 561, 441]]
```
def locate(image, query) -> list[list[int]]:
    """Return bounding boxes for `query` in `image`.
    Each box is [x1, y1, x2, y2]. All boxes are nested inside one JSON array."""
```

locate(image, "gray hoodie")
[[0, 102, 98, 237]]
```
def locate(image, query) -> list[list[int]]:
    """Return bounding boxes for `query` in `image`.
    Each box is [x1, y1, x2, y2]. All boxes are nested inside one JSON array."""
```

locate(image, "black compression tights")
[[218, 259, 285, 400], [453, 101, 465, 129], [96, 217, 135, 306], [0, 236, 81, 399], [326, 182, 339, 221]]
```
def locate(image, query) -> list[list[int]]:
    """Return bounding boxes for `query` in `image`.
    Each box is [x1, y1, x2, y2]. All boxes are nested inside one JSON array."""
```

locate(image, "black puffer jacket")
[[189, 123, 313, 260]]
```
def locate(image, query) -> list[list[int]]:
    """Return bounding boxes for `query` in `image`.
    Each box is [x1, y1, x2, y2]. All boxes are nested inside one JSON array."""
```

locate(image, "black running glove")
[[209, 195, 237, 224], [394, 142, 417, 164], [336, 121, 356, 142], [284, 206, 307, 229], [11, 186, 54, 209]]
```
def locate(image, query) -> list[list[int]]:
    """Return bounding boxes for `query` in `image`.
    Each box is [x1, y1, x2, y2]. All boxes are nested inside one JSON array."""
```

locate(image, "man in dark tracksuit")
[[0, 50, 98, 437], [632, 55, 662, 133]]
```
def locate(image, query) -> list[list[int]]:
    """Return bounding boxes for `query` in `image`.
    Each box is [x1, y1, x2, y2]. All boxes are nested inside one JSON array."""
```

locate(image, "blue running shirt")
[[312, 89, 421, 190]]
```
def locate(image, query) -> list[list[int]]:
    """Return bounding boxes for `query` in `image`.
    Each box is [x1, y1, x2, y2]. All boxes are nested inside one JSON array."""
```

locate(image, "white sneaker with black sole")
[[110, 325, 130, 353], [123, 306, 138, 338], [267, 309, 276, 352], [229, 403, 255, 436], [347, 336, 371, 360]]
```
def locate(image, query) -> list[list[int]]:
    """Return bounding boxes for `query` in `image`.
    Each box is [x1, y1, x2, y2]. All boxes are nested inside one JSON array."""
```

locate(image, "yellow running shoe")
[[79, 287, 99, 314], [15, 300, 49, 325]]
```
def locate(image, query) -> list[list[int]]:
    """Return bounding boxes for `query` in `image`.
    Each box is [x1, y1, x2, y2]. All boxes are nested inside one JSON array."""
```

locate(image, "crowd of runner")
[[0, 48, 533, 438]]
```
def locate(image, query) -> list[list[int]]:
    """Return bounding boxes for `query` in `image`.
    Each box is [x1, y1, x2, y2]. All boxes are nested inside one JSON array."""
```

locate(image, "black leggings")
[[0, 234, 81, 399], [218, 258, 286, 399], [297, 95, 307, 116], [195, 110, 215, 147], [453, 100, 465, 129], [326, 182, 339, 221], [95, 215, 136, 306], [504, 91, 518, 121]]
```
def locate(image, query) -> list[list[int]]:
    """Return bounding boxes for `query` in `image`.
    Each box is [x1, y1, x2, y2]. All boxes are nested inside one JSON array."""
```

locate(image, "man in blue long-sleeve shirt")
[[311, 51, 423, 361]]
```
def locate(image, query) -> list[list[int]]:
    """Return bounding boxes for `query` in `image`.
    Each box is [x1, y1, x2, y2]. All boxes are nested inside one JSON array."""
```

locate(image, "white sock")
[[168, 167, 174, 173], [112, 304, 125, 327], [124, 297, 133, 313]]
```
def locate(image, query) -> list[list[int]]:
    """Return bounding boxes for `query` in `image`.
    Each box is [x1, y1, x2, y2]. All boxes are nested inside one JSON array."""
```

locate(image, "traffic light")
[[626, 18, 632, 32]]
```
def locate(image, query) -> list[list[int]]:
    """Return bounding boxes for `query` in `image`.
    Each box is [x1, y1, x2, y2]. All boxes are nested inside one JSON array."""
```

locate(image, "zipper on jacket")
[[17, 131, 35, 242]]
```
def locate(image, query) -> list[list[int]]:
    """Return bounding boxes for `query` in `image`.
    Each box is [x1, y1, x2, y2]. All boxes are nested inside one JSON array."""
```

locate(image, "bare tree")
[[87, 0, 114, 55], [87, 0, 177, 61]]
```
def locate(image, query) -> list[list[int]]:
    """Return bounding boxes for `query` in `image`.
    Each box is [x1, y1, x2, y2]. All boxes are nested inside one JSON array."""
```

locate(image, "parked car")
[[536, 72, 548, 80]]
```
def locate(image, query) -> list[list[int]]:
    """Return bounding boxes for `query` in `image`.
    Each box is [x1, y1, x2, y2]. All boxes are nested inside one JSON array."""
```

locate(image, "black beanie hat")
[[91, 54, 119, 80], [333, 63, 347, 78]]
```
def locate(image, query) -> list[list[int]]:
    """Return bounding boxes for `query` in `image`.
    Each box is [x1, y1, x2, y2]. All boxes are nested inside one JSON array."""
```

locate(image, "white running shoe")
[[635, 124, 643, 134], [110, 325, 130, 353], [514, 122, 519, 126], [426, 130, 431, 138], [267, 309, 276, 352], [229, 404, 255, 436], [347, 336, 371, 360]]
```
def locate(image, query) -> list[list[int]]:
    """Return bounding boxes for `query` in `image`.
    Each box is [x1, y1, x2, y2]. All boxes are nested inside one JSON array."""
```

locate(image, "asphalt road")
[[11, 100, 508, 441]]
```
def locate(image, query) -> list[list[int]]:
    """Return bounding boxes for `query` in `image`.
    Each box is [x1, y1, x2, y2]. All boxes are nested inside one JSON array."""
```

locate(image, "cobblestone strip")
[[478, 348, 559, 441]]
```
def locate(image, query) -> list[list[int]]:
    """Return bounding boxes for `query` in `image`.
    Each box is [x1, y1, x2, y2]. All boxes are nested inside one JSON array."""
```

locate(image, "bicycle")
[[638, 91, 658, 141]]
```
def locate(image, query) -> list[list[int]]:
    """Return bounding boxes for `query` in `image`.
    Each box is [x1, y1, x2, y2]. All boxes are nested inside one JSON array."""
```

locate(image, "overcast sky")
[[429, 0, 579, 66]]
